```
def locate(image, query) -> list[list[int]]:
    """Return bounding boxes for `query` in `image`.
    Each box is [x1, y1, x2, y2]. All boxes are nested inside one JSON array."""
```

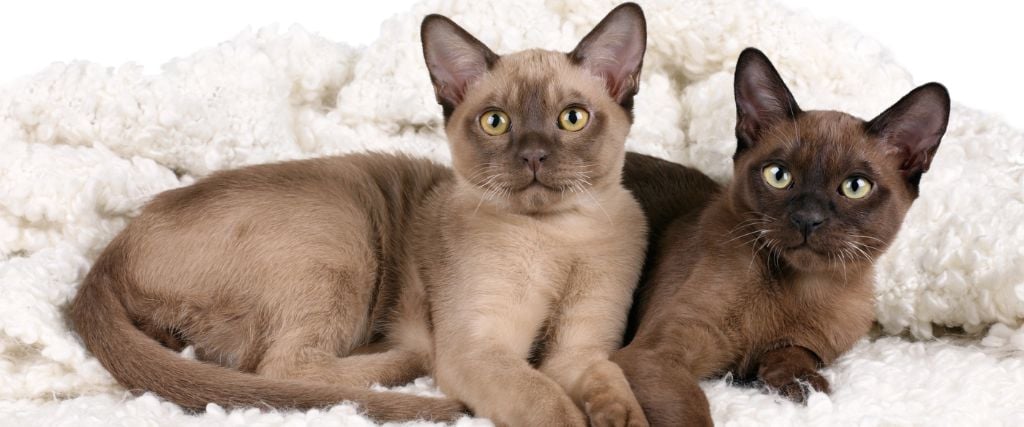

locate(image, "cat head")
[[421, 3, 646, 214], [729, 48, 950, 273]]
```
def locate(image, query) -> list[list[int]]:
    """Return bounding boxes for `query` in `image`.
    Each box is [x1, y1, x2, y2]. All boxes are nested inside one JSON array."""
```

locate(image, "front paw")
[[760, 365, 830, 403], [551, 399, 589, 427], [580, 362, 649, 427], [584, 388, 648, 427]]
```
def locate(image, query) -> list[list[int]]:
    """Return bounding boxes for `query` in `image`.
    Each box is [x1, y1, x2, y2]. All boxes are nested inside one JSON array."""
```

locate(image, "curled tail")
[[67, 267, 464, 422]]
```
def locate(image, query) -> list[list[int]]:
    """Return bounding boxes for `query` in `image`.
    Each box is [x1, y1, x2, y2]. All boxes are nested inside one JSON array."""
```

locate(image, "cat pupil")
[[568, 110, 578, 124], [489, 114, 500, 127], [774, 169, 785, 181]]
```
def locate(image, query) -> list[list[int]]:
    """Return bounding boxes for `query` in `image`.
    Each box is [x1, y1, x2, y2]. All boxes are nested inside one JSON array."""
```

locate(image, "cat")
[[614, 48, 950, 426], [68, 3, 651, 426]]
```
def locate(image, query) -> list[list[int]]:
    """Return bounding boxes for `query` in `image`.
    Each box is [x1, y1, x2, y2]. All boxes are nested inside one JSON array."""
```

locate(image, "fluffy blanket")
[[1, 0, 1022, 425]]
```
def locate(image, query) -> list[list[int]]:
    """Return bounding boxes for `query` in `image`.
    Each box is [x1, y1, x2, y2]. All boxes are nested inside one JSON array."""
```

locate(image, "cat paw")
[[558, 405, 590, 427], [580, 363, 649, 427], [584, 391, 648, 427], [760, 366, 830, 403]]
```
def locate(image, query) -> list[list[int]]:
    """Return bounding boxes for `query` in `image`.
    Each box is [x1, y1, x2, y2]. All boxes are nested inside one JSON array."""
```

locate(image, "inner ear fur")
[[733, 47, 802, 156], [421, 14, 498, 116], [865, 83, 951, 186], [568, 3, 647, 109]]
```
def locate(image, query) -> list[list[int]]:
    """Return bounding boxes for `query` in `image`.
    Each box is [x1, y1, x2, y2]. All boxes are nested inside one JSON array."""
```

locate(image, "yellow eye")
[[479, 110, 510, 136], [762, 164, 792, 189], [558, 107, 589, 132], [841, 177, 873, 199]]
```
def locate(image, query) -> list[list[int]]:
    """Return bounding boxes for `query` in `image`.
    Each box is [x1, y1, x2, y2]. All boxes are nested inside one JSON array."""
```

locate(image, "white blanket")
[[1, 0, 1022, 425]]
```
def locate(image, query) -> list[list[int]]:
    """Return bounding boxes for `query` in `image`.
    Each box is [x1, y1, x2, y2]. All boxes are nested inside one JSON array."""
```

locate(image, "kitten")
[[614, 48, 950, 426], [68, 3, 650, 426]]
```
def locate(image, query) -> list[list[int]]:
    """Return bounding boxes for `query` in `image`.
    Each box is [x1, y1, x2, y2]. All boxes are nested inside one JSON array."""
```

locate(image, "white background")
[[0, 1, 1020, 128]]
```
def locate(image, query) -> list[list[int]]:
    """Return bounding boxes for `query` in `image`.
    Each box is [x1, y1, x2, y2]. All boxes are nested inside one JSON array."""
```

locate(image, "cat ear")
[[865, 83, 950, 185], [421, 15, 499, 115], [733, 48, 802, 153], [568, 3, 647, 106]]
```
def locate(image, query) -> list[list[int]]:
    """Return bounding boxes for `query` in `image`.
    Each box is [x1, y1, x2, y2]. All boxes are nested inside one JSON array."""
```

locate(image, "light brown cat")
[[615, 48, 950, 426], [68, 3, 650, 426]]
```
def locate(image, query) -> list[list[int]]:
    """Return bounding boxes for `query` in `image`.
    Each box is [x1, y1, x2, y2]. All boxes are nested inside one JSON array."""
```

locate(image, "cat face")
[[421, 4, 646, 214], [730, 48, 950, 272]]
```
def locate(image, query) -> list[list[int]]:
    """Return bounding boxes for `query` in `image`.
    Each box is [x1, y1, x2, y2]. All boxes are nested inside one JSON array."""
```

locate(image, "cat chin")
[[781, 245, 873, 274], [508, 185, 585, 215], [459, 180, 585, 215], [779, 246, 833, 272]]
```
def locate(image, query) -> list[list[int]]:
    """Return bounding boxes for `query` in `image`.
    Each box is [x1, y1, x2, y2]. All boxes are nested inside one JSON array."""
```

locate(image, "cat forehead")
[[478, 50, 606, 105], [759, 111, 883, 168], [494, 49, 573, 79], [797, 111, 867, 145]]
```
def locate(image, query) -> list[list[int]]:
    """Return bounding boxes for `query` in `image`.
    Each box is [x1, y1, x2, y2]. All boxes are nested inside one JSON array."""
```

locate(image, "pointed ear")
[[733, 48, 801, 154], [421, 14, 498, 116], [568, 3, 647, 107], [866, 83, 950, 186]]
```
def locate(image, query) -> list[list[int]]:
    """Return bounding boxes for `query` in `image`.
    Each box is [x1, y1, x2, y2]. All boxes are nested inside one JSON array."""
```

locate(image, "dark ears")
[[420, 14, 498, 116], [865, 83, 951, 185], [568, 3, 647, 107], [733, 47, 802, 156], [421, 3, 647, 116]]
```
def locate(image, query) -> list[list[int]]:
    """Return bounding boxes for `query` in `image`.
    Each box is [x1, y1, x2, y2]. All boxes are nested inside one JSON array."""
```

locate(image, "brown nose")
[[791, 210, 826, 238], [519, 148, 548, 174]]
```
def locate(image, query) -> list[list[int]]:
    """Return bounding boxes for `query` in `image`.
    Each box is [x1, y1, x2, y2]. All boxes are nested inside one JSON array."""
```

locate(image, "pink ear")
[[568, 3, 647, 106], [865, 83, 950, 183], [421, 15, 498, 115]]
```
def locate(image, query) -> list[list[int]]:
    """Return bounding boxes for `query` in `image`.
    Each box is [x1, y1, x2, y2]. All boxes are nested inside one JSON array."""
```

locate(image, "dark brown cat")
[[615, 48, 951, 426]]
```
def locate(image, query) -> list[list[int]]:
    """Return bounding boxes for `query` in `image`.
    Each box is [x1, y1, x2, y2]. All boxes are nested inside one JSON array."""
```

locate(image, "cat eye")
[[558, 107, 590, 132], [840, 177, 873, 199], [479, 110, 510, 136], [761, 164, 792, 189]]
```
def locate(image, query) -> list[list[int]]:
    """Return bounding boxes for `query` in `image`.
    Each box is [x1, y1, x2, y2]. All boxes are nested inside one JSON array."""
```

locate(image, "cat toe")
[[804, 371, 831, 395], [585, 394, 649, 427], [772, 371, 830, 403]]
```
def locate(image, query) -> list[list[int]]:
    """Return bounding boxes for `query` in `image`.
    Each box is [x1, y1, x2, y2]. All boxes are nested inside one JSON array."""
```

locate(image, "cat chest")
[[735, 279, 837, 351], [469, 225, 581, 295], [442, 225, 591, 357]]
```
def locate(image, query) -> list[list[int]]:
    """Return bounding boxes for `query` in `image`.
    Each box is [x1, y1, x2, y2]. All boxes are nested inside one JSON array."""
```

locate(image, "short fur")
[[69, 3, 650, 426], [614, 48, 951, 426]]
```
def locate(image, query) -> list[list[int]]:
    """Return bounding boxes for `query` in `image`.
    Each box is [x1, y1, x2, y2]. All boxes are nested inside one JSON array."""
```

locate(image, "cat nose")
[[519, 148, 548, 174], [791, 211, 826, 237]]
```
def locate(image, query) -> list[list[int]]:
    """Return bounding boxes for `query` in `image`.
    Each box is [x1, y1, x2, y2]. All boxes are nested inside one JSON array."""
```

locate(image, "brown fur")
[[68, 4, 651, 426], [69, 154, 465, 421], [614, 48, 950, 426]]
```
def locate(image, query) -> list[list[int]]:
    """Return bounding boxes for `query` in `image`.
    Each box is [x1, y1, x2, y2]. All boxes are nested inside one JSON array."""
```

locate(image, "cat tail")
[[67, 265, 466, 422]]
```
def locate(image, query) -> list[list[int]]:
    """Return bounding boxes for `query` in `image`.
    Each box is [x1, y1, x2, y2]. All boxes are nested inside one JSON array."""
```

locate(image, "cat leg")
[[318, 348, 430, 388], [547, 356, 646, 427], [430, 277, 587, 427], [256, 323, 436, 389], [537, 267, 649, 427], [611, 346, 711, 427], [262, 261, 440, 389], [434, 343, 586, 426], [756, 345, 829, 402], [332, 265, 438, 388], [251, 298, 464, 418], [612, 319, 732, 427], [251, 255, 401, 387]]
